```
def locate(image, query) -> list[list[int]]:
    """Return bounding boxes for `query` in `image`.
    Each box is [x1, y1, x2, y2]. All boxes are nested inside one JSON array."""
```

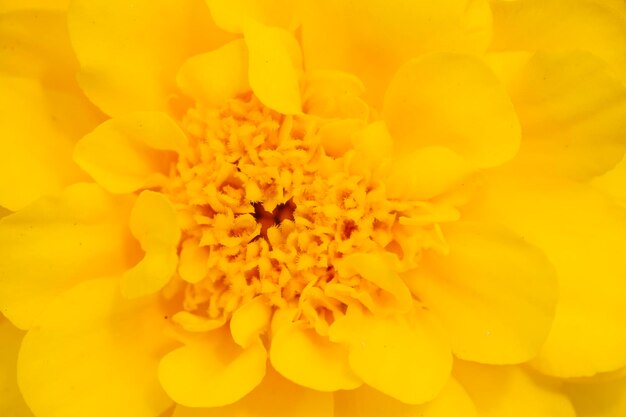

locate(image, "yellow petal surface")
[[270, 321, 361, 391], [158, 329, 267, 408], [303, 70, 369, 120], [206, 0, 299, 33], [74, 112, 187, 194], [383, 53, 521, 169], [329, 308, 452, 405], [18, 278, 175, 417], [176, 39, 250, 107], [301, 0, 492, 107], [0, 76, 101, 211], [68, 0, 233, 116], [335, 378, 476, 417], [121, 191, 180, 298], [230, 296, 272, 348], [490, 0, 626, 84], [0, 0, 68, 12], [495, 51, 626, 179], [0, 316, 34, 417], [243, 20, 302, 115], [172, 366, 333, 417], [409, 221, 558, 365], [468, 172, 626, 377], [0, 183, 135, 329], [454, 361, 576, 417], [592, 153, 626, 207], [0, 9, 81, 93], [567, 376, 626, 417]]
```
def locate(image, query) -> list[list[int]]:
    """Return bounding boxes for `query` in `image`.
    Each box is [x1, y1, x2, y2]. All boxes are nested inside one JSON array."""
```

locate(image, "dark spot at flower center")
[[252, 198, 296, 240]]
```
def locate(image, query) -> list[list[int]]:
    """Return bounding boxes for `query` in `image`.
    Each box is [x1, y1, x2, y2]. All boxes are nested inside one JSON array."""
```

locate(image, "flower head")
[[2, 1, 626, 416]]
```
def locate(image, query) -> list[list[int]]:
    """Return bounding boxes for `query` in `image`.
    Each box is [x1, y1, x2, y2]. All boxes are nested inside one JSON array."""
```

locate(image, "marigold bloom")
[[1, 1, 626, 416]]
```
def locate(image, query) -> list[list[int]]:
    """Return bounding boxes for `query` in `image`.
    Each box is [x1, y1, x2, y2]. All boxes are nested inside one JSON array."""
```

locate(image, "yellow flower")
[[1, 1, 626, 416]]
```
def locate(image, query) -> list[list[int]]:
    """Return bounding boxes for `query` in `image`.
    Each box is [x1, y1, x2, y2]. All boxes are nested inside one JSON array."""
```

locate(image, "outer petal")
[[270, 321, 361, 391], [592, 153, 626, 207], [567, 376, 626, 417], [493, 51, 626, 179], [158, 328, 267, 408], [0, 316, 34, 417], [0, 1, 68, 12], [18, 278, 175, 417], [67, 0, 233, 116], [409, 221, 558, 365], [383, 54, 521, 169], [172, 366, 334, 417], [121, 191, 181, 298], [490, 0, 626, 83], [0, 183, 135, 329], [301, 0, 492, 106], [335, 378, 476, 417], [468, 172, 626, 377], [206, 0, 299, 33], [74, 112, 187, 194], [243, 20, 302, 115], [454, 361, 576, 417], [329, 308, 452, 405], [0, 76, 101, 211]]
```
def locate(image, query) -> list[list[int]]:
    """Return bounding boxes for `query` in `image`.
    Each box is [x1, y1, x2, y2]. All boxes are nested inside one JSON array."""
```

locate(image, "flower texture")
[[2, 0, 626, 416]]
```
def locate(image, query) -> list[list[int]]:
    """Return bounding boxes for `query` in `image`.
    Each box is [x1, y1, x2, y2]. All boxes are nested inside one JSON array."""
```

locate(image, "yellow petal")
[[0, 183, 135, 329], [270, 321, 361, 391], [68, 0, 233, 116], [230, 296, 272, 348], [567, 376, 626, 417], [303, 70, 369, 120], [329, 308, 452, 405], [74, 112, 187, 194], [455, 361, 576, 417], [121, 191, 180, 298], [18, 278, 175, 417], [490, 0, 626, 84], [0, 9, 80, 93], [0, 76, 101, 211], [176, 39, 250, 107], [301, 0, 492, 107], [335, 378, 476, 417], [0, 0, 68, 12], [206, 0, 299, 33], [383, 53, 521, 169], [409, 221, 558, 365], [468, 172, 626, 377], [385, 146, 471, 200], [158, 329, 267, 408], [177, 239, 209, 284], [0, 316, 34, 417], [498, 51, 626, 179], [592, 153, 626, 207], [243, 20, 302, 115], [172, 366, 333, 417]]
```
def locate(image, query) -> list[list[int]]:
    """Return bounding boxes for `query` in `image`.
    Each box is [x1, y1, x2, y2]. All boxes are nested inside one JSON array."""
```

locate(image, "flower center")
[[160, 94, 457, 335]]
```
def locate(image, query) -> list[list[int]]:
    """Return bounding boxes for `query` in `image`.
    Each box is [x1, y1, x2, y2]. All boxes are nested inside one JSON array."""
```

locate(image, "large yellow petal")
[[592, 153, 626, 207], [18, 278, 175, 417], [567, 376, 626, 417], [121, 191, 180, 298], [490, 0, 626, 83], [0, 1, 68, 12], [0, 183, 135, 329], [0, 76, 101, 211], [0, 316, 34, 417], [454, 361, 576, 417], [243, 20, 302, 115], [172, 366, 334, 417], [492, 51, 626, 179], [468, 172, 626, 377], [176, 39, 250, 107], [301, 0, 492, 107], [74, 112, 187, 194], [206, 0, 299, 33], [158, 328, 267, 408], [67, 0, 233, 116], [270, 321, 361, 391], [329, 307, 452, 405], [335, 378, 476, 417], [409, 221, 558, 365], [383, 53, 521, 169]]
